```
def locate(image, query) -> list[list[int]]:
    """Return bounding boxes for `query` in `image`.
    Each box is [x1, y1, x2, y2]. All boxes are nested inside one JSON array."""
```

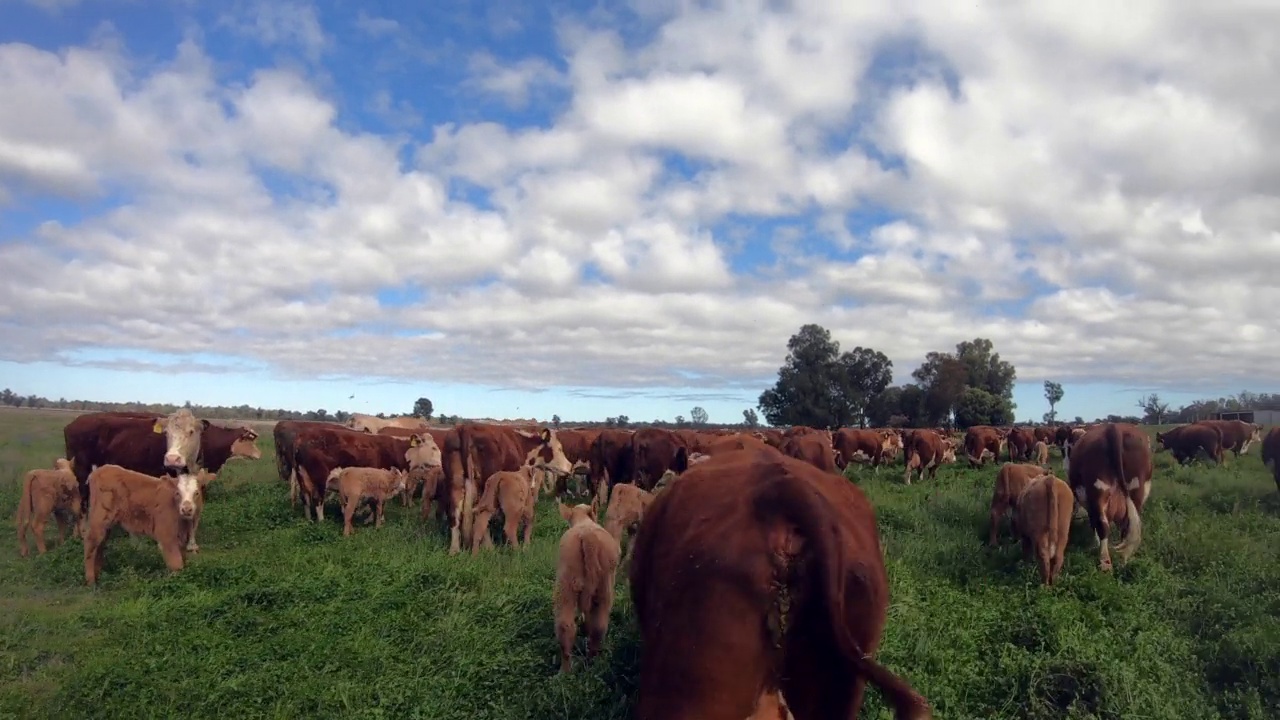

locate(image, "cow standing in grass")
[[553, 502, 620, 674], [1013, 473, 1074, 587], [1066, 423, 1153, 572], [16, 458, 81, 556], [470, 466, 539, 555]]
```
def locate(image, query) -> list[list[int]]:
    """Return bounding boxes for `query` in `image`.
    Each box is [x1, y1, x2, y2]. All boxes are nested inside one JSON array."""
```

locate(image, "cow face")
[[230, 429, 262, 460], [532, 428, 573, 477], [174, 473, 201, 519], [388, 467, 408, 494], [405, 433, 443, 468], [159, 409, 208, 476]]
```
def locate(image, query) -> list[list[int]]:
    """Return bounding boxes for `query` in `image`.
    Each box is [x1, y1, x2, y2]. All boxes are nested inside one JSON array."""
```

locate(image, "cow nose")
[[179, 502, 195, 517], [164, 453, 184, 468]]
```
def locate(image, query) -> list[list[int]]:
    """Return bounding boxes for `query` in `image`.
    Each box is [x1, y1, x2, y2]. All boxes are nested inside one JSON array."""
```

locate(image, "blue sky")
[[0, 1, 1276, 423]]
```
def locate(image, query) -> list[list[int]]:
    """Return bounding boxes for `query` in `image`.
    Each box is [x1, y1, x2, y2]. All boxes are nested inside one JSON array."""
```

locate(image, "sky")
[[1, 0, 1277, 425]]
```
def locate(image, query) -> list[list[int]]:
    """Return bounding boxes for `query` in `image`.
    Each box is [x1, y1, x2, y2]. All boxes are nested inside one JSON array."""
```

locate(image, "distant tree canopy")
[[758, 326, 1017, 429], [742, 408, 759, 428], [690, 406, 709, 426], [412, 397, 434, 420]]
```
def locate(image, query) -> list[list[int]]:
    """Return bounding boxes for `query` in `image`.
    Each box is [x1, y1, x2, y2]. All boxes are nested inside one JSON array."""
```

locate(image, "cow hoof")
[[187, 544, 200, 553]]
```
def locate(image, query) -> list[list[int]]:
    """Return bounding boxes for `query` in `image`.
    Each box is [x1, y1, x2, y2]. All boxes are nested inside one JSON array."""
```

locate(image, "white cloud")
[[3, 0, 1280, 408]]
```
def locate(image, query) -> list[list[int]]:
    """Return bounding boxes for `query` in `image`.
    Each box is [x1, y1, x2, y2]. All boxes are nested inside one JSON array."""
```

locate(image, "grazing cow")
[[1155, 424, 1225, 466], [1013, 473, 1074, 586], [1262, 427, 1280, 493], [964, 426, 1005, 467], [471, 465, 539, 555], [553, 502, 620, 674], [628, 447, 932, 719], [631, 428, 690, 491], [16, 459, 81, 557], [901, 429, 955, 485], [326, 466, 408, 536], [780, 431, 840, 474], [1032, 440, 1050, 466], [987, 463, 1050, 546], [65, 410, 257, 512], [1005, 427, 1037, 462], [346, 413, 428, 434], [602, 482, 655, 558], [832, 428, 896, 470], [82, 464, 213, 585], [1197, 419, 1263, 457], [1066, 423, 1153, 571]]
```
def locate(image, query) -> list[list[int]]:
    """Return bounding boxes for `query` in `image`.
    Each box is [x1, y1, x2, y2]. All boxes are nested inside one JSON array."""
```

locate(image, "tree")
[[674, 414, 687, 428], [412, 397, 434, 420], [690, 406, 709, 426], [912, 353, 968, 425], [953, 388, 1014, 428], [742, 408, 759, 428], [551, 414, 561, 428], [1043, 381, 1064, 423], [954, 338, 1018, 400], [616, 414, 630, 428], [1138, 394, 1169, 424], [758, 324, 893, 429]]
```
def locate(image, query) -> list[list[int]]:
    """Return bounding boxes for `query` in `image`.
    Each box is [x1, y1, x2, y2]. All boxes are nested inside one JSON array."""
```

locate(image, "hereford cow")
[[1033, 426, 1056, 444], [1066, 423, 1153, 571], [65, 410, 258, 512], [832, 428, 896, 470], [1197, 419, 1263, 456], [470, 465, 539, 555], [275, 419, 331, 505], [589, 429, 635, 507], [553, 502, 621, 674], [628, 447, 932, 719], [82, 464, 213, 585], [964, 426, 1005, 467], [290, 425, 418, 520], [987, 463, 1051, 546], [780, 431, 840, 474], [1262, 427, 1280, 493], [1005, 427, 1037, 462], [325, 466, 408, 536], [901, 429, 955, 485], [630, 428, 690, 491], [1155, 424, 1225, 465], [1013, 473, 1074, 587], [16, 458, 81, 557], [346, 413, 429, 434]]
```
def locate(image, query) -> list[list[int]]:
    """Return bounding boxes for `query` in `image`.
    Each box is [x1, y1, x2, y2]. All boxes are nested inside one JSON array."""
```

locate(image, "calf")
[[1013, 473, 1074, 586], [16, 458, 82, 557], [1033, 440, 1050, 466], [602, 482, 654, 560], [987, 463, 1050, 547], [325, 466, 408, 536], [82, 464, 211, 585], [471, 466, 539, 555], [553, 502, 621, 674]]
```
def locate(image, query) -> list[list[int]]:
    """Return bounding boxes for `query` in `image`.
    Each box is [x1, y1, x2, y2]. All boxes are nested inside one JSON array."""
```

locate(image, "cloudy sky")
[[1, 0, 1277, 424]]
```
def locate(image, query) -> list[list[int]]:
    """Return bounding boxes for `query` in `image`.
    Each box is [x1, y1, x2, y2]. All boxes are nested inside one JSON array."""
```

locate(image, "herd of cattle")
[[10, 408, 1280, 719]]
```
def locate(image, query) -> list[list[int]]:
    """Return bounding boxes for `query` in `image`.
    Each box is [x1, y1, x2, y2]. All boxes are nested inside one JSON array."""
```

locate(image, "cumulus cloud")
[[2, 0, 1280, 403]]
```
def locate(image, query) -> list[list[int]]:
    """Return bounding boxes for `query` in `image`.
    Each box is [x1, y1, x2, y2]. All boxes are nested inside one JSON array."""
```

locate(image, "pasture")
[[1, 408, 1278, 720]]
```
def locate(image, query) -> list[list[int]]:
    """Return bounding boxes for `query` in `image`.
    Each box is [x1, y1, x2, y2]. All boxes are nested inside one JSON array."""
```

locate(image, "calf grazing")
[[629, 447, 931, 719], [1013, 473, 1074, 586], [82, 464, 211, 586], [1033, 440, 1050, 466], [553, 502, 620, 674], [326, 467, 407, 536], [987, 463, 1050, 546], [16, 458, 82, 557], [471, 466, 539, 555], [1155, 424, 1225, 466], [901, 429, 955, 484]]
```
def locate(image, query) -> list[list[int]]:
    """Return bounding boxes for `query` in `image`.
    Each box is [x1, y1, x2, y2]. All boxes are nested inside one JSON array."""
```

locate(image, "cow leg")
[[521, 508, 535, 549], [470, 512, 490, 556], [503, 508, 520, 549], [159, 540, 185, 574], [585, 587, 613, 663], [342, 497, 357, 536], [375, 499, 386, 529], [55, 514, 70, 546], [186, 510, 202, 553], [83, 528, 107, 586], [987, 500, 1008, 547], [1088, 484, 1113, 571], [29, 512, 50, 555], [555, 597, 578, 673]]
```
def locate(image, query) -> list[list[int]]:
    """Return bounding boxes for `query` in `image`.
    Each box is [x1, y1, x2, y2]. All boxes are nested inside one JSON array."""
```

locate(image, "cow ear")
[[200, 419, 211, 430], [153, 420, 164, 434], [541, 428, 550, 442]]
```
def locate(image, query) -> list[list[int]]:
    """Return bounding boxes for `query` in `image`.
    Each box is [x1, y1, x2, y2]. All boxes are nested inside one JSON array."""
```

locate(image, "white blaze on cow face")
[[175, 473, 200, 519], [405, 434, 443, 468], [534, 428, 574, 476], [159, 409, 206, 474]]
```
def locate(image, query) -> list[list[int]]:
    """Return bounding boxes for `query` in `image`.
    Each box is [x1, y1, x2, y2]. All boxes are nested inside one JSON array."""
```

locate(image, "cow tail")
[[1045, 476, 1059, 560], [459, 426, 476, 545], [1107, 424, 1143, 561], [576, 531, 604, 614], [16, 471, 36, 552], [751, 474, 932, 720]]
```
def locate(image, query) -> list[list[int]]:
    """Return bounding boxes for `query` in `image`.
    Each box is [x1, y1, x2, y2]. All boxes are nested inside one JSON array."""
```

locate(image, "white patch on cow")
[[315, 502, 324, 521], [1125, 476, 1141, 491], [175, 473, 200, 518], [1099, 536, 1109, 554], [1141, 480, 1152, 504], [1092, 478, 1108, 491], [1240, 439, 1253, 454]]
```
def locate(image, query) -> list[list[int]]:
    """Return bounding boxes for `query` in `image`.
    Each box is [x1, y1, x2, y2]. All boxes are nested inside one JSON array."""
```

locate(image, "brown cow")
[[902, 429, 956, 485], [291, 425, 414, 521], [1262, 427, 1280, 493], [470, 465, 539, 555], [1155, 424, 1225, 466], [1013, 473, 1074, 586], [82, 464, 213, 585], [780, 431, 839, 474], [964, 426, 1005, 467], [628, 447, 932, 719], [1033, 426, 1055, 444], [16, 458, 81, 556], [553, 501, 620, 674], [589, 429, 635, 506], [275, 419, 331, 505], [631, 428, 690, 491], [1006, 427, 1037, 462], [325, 466, 408, 536], [987, 463, 1050, 546], [832, 428, 896, 470], [1197, 419, 1263, 456], [1066, 423, 1153, 571]]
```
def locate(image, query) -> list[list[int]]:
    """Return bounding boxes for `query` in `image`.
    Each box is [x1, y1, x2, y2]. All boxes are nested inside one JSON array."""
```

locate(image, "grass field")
[[1, 407, 1278, 720]]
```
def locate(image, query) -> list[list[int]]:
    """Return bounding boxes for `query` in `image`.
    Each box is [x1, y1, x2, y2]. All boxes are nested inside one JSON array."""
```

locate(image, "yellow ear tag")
[[409, 436, 419, 447], [153, 421, 164, 434]]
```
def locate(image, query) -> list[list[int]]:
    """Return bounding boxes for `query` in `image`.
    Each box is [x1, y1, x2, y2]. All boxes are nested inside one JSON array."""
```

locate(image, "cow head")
[[558, 500, 596, 527], [158, 409, 208, 476], [230, 428, 262, 461], [54, 457, 72, 472], [405, 433, 443, 468], [173, 472, 205, 520], [528, 428, 573, 477], [388, 467, 408, 495], [941, 438, 958, 464]]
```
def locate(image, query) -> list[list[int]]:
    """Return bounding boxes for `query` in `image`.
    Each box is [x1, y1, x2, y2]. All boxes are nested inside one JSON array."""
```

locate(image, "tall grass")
[[1, 408, 1276, 719]]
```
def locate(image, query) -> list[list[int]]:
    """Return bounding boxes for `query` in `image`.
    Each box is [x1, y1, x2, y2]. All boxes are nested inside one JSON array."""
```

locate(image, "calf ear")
[[540, 428, 551, 442], [198, 472, 216, 488]]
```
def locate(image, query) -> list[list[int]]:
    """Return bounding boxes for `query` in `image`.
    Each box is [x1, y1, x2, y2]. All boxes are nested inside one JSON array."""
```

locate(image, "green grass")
[[1, 408, 1277, 719]]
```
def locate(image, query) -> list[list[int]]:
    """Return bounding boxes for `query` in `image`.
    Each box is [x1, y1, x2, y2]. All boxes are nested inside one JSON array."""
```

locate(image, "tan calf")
[[471, 465, 539, 555], [602, 483, 654, 559], [1033, 440, 1050, 466], [16, 458, 82, 556], [82, 464, 211, 585], [1013, 474, 1074, 586], [553, 502, 620, 674], [987, 463, 1049, 546], [326, 466, 407, 536]]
